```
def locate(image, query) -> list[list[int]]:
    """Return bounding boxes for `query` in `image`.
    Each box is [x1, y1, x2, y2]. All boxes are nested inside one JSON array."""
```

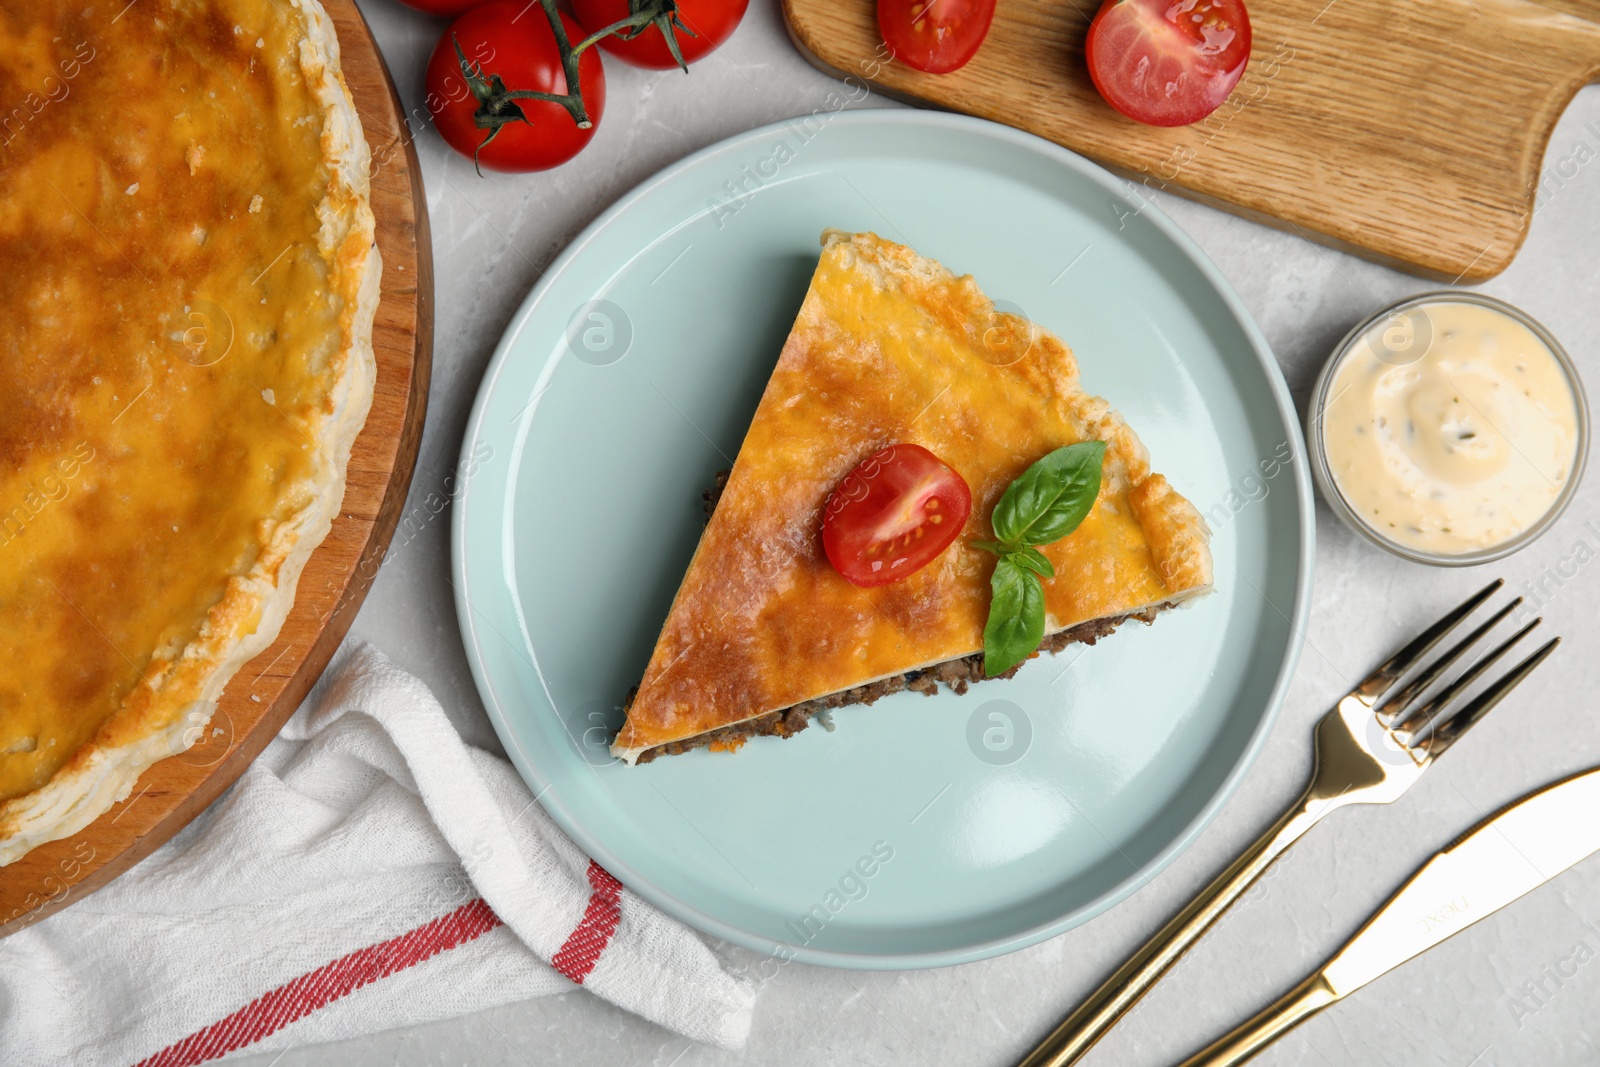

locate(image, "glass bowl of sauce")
[[1308, 292, 1588, 566]]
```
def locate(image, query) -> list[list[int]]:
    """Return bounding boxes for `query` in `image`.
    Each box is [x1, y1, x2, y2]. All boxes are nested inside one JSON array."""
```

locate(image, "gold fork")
[[1018, 578, 1560, 1067]]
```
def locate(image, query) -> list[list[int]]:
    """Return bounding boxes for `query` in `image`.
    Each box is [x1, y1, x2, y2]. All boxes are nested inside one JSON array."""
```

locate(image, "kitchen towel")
[[0, 644, 755, 1065]]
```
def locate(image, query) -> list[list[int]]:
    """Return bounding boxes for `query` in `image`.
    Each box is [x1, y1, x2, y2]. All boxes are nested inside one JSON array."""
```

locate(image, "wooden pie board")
[[0, 0, 433, 937], [783, 0, 1600, 281]]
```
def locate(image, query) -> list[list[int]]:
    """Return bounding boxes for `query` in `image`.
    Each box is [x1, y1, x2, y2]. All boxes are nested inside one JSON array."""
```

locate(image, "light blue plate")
[[452, 111, 1312, 969]]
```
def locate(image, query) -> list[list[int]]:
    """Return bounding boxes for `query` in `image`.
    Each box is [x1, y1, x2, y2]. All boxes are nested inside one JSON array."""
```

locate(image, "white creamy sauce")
[[1322, 301, 1579, 556]]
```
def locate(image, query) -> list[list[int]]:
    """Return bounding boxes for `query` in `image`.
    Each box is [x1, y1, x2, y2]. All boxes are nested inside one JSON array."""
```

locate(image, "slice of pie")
[[612, 231, 1212, 764], [0, 0, 379, 863]]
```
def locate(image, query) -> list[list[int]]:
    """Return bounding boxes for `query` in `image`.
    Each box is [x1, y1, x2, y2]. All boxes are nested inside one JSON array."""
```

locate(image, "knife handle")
[[1176, 972, 1341, 1066], [1016, 793, 1325, 1067]]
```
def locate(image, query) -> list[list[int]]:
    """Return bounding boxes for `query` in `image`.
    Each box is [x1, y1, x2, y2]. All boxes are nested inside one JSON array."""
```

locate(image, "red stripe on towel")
[[133, 897, 503, 1067], [551, 861, 623, 985]]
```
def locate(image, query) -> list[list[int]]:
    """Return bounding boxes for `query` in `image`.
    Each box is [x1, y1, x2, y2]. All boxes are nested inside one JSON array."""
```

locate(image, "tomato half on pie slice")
[[1086, 0, 1252, 127], [822, 443, 973, 588]]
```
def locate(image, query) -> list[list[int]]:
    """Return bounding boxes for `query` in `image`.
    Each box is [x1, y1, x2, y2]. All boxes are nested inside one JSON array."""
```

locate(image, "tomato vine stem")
[[571, 0, 700, 72], [455, 0, 699, 173]]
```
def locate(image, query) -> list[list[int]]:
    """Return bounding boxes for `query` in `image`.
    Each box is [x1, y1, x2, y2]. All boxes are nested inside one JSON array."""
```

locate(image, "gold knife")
[[1180, 765, 1600, 1066]]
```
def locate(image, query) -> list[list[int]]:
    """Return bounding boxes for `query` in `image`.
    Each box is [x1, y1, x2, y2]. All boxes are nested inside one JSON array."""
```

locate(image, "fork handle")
[[1016, 790, 1326, 1067]]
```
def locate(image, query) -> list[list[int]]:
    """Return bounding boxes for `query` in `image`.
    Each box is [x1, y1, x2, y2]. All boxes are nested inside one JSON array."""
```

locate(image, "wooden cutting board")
[[0, 0, 433, 937], [783, 0, 1600, 280]]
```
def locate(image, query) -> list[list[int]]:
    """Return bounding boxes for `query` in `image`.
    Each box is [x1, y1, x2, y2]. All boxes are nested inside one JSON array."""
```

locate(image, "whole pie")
[[0, 0, 379, 864], [612, 231, 1212, 763]]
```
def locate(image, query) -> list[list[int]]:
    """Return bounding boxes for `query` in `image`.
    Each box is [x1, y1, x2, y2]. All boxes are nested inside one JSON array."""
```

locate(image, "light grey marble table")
[[242, 2, 1600, 1063]]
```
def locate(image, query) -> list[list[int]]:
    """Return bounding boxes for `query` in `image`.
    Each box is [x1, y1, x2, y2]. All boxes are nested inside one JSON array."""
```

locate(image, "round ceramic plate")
[[453, 111, 1312, 969]]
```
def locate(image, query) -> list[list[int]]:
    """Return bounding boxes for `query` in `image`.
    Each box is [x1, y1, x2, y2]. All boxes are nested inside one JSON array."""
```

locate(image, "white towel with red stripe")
[[0, 644, 755, 1066]]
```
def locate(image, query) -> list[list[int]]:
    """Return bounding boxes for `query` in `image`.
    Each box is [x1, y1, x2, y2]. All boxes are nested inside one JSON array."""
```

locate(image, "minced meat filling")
[[701, 468, 730, 521], [625, 471, 1170, 763]]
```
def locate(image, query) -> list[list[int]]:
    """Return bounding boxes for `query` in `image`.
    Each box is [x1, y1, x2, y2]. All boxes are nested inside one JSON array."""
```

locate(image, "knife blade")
[[1180, 766, 1600, 1066]]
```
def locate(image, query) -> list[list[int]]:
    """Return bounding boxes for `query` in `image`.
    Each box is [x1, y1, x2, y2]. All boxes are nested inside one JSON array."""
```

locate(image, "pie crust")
[[612, 231, 1212, 763], [0, 0, 379, 864]]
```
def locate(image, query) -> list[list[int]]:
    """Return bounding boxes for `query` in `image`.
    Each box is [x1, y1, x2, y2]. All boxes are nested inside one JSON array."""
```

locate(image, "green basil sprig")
[[973, 441, 1106, 676]]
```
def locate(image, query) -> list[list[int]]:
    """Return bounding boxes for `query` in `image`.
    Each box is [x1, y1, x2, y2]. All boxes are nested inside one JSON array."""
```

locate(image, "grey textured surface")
[[241, 1, 1600, 1063]]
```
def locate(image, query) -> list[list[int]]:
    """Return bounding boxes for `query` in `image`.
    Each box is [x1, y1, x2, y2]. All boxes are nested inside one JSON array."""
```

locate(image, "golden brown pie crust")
[[0, 0, 379, 863], [612, 231, 1211, 762]]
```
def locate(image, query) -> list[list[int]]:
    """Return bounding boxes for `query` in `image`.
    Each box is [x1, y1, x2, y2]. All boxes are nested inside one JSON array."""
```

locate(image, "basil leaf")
[[1007, 546, 1055, 578], [970, 540, 1012, 557], [990, 441, 1107, 547], [983, 557, 1046, 677]]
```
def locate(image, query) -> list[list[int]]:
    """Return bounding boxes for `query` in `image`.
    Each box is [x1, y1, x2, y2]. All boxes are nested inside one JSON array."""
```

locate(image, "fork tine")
[[1394, 618, 1541, 738], [1355, 578, 1504, 702], [1420, 637, 1560, 758], [1375, 597, 1522, 726]]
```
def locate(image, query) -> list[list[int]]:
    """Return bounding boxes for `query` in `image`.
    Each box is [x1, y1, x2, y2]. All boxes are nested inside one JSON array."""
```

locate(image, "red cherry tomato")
[[877, 0, 997, 75], [425, 2, 606, 172], [822, 444, 973, 588], [1086, 0, 1252, 127], [393, 0, 485, 15], [571, 0, 749, 70]]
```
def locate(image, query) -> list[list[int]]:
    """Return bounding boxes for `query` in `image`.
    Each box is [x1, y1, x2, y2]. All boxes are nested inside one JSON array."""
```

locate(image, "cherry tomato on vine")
[[572, 0, 750, 71], [1086, 0, 1252, 127], [392, 0, 484, 16], [877, 0, 996, 75], [425, 1, 606, 172], [822, 444, 973, 588]]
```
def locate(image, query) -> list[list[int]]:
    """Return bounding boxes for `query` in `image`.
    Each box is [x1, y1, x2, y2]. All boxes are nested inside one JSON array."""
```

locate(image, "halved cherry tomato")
[[822, 444, 972, 588], [572, 0, 749, 71], [877, 0, 997, 75], [1086, 0, 1251, 127]]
